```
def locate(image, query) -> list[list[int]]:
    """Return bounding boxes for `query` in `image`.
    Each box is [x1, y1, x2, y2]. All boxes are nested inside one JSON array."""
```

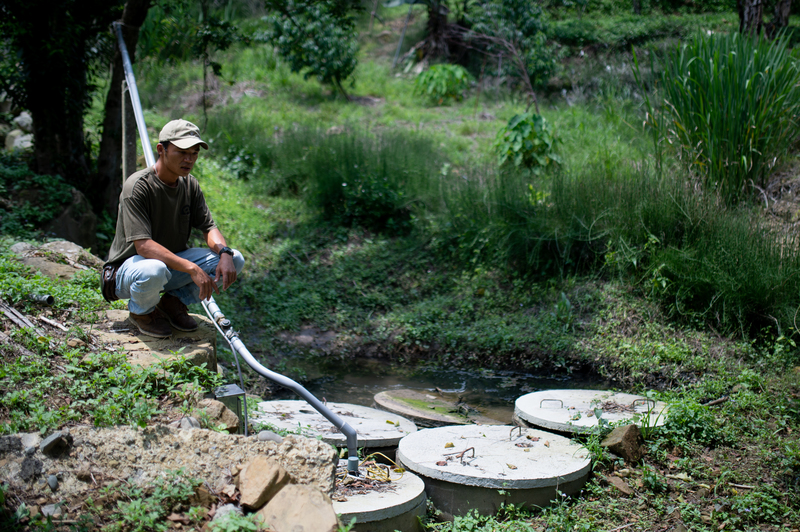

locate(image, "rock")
[[190, 485, 216, 506], [278, 435, 337, 495], [257, 484, 339, 532], [211, 503, 242, 523], [0, 435, 22, 453], [41, 189, 97, 253], [1, 426, 337, 503], [239, 456, 290, 510], [257, 430, 284, 444], [19, 433, 42, 453], [67, 339, 87, 348], [25, 447, 36, 456], [19, 456, 42, 481], [38, 241, 103, 268], [9, 242, 36, 256], [5, 129, 32, 151], [197, 399, 240, 433], [47, 474, 58, 491], [13, 111, 32, 133], [601, 425, 644, 463], [674, 523, 688, 532], [607, 475, 633, 495], [181, 417, 201, 430], [40, 431, 73, 457], [41, 503, 63, 518]]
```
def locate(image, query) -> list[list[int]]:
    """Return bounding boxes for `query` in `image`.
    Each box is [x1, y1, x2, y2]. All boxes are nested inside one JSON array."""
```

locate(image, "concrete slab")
[[514, 389, 668, 434], [396, 425, 590, 517], [89, 309, 217, 371], [374, 389, 504, 427], [333, 462, 426, 532], [251, 400, 417, 449]]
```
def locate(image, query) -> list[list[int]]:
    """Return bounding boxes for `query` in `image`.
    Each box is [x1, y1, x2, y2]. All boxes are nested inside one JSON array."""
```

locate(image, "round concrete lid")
[[514, 389, 668, 434], [333, 461, 426, 524], [374, 389, 505, 427], [396, 425, 590, 489], [252, 400, 417, 447]]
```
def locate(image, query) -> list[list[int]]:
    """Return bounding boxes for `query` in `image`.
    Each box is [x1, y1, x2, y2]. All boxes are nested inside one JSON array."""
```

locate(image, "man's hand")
[[214, 254, 237, 290], [190, 264, 219, 301]]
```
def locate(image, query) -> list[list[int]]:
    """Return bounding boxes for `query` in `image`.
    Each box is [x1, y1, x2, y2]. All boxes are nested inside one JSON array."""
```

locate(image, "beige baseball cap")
[[158, 119, 209, 150]]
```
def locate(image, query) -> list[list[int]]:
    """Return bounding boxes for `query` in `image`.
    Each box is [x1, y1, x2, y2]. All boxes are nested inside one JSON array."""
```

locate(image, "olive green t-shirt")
[[105, 167, 216, 266]]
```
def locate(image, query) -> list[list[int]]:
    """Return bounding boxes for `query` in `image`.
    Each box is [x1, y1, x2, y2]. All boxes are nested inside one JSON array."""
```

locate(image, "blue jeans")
[[115, 248, 245, 315]]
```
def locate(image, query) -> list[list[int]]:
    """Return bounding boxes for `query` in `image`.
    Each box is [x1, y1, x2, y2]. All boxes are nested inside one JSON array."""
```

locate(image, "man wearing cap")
[[103, 119, 245, 338]]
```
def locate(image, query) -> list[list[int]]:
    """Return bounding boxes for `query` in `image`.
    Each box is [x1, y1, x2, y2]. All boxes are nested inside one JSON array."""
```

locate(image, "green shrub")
[[495, 112, 561, 175], [636, 32, 800, 202], [656, 400, 728, 449], [414, 64, 473, 104]]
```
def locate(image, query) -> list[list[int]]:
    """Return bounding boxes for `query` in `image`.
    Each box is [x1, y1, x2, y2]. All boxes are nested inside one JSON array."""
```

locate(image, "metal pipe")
[[113, 22, 155, 168], [202, 297, 360, 473], [25, 294, 54, 306]]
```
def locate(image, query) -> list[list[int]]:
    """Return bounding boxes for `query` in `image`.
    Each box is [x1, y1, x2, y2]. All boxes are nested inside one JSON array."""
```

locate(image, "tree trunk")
[[765, 0, 792, 39], [738, 0, 764, 36], [94, 0, 152, 217], [425, 1, 450, 59]]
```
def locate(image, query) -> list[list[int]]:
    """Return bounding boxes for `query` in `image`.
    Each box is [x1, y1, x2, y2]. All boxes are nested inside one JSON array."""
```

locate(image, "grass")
[[637, 31, 800, 202]]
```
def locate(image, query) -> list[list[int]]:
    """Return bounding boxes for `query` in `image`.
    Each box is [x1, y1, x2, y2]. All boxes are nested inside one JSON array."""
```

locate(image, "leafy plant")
[[495, 112, 561, 175], [414, 64, 473, 104], [652, 400, 728, 451], [106, 470, 202, 532], [635, 31, 800, 202], [209, 512, 262, 532], [261, 0, 360, 98]]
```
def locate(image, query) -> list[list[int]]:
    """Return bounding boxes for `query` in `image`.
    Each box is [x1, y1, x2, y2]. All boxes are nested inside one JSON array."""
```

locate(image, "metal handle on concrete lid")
[[632, 398, 656, 409], [540, 398, 564, 408]]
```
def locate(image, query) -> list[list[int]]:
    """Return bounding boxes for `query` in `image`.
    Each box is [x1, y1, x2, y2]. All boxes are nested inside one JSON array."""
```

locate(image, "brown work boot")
[[157, 294, 198, 332], [128, 310, 172, 338]]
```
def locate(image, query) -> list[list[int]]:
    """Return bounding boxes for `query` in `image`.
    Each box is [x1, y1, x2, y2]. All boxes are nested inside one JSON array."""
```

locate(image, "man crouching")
[[102, 119, 244, 338]]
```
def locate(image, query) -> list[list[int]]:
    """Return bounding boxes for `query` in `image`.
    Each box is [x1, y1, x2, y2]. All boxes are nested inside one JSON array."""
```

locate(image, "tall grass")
[[438, 160, 800, 336], [637, 32, 800, 202]]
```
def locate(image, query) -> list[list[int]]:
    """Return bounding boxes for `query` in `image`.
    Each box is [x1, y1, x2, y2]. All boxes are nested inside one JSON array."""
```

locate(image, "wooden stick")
[[730, 483, 756, 489], [608, 524, 636, 532], [38, 316, 69, 332]]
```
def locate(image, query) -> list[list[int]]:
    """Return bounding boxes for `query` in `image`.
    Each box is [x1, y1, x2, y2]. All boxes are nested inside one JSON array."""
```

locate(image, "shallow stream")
[[282, 357, 611, 424]]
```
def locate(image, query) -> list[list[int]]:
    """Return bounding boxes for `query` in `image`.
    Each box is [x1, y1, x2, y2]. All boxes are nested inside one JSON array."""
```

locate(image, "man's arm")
[[134, 239, 219, 301], [203, 228, 238, 290]]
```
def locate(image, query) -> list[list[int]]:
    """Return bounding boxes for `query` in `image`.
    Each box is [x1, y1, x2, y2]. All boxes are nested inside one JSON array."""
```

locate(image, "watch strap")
[[218, 246, 234, 257]]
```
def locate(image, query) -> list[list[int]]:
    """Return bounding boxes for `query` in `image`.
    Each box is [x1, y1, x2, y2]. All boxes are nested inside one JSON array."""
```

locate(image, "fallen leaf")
[[527, 435, 540, 441], [507, 464, 517, 470], [544, 440, 550, 447], [667, 473, 692, 482], [386, 420, 398, 425], [436, 461, 447, 466], [607, 475, 633, 495], [444, 442, 454, 448]]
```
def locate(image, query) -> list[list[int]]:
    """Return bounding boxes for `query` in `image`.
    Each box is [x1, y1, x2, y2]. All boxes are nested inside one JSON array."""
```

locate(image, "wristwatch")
[[218, 246, 234, 257]]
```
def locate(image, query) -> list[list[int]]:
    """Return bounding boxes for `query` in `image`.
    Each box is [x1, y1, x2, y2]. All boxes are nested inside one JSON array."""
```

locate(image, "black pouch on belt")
[[102, 264, 120, 302]]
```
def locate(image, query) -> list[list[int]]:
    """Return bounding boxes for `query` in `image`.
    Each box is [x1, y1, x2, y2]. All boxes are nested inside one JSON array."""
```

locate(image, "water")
[[279, 357, 610, 424]]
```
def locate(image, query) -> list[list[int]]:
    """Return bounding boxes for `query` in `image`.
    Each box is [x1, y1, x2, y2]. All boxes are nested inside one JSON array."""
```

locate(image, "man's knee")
[[131, 259, 171, 288]]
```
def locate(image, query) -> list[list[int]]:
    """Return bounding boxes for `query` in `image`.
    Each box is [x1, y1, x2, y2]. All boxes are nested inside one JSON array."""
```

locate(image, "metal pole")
[[203, 297, 360, 473], [113, 22, 155, 168], [121, 80, 137, 181], [392, 3, 414, 69]]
